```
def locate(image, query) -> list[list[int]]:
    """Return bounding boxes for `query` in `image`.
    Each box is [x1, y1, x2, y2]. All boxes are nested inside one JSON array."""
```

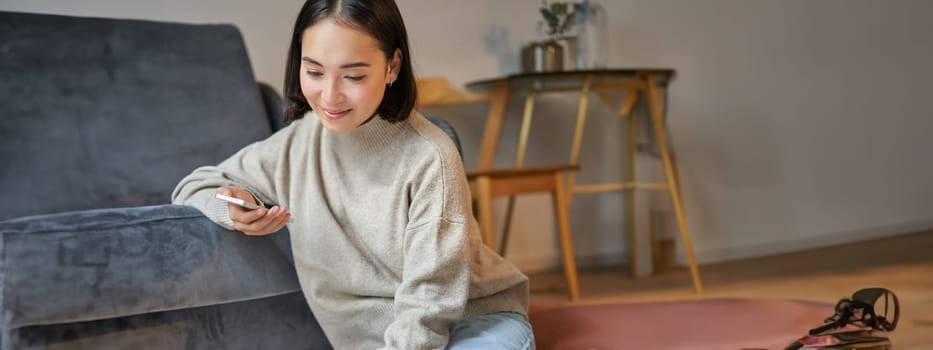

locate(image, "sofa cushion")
[[0, 205, 300, 328], [12, 292, 332, 350], [0, 11, 272, 220]]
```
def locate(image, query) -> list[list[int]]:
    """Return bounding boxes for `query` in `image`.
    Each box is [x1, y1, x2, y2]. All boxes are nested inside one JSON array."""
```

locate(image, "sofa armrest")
[[259, 82, 287, 132], [0, 205, 301, 329]]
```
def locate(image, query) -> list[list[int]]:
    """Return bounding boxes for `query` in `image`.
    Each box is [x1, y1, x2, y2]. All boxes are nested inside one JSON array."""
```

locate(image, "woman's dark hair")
[[283, 0, 417, 123]]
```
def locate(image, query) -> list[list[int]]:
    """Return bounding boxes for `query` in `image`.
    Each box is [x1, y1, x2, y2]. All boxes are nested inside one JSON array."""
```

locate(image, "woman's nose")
[[321, 79, 345, 105]]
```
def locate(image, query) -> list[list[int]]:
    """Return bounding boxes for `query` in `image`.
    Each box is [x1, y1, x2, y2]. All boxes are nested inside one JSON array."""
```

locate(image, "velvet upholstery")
[[425, 115, 463, 159], [0, 205, 298, 328], [0, 11, 333, 350], [0, 11, 271, 221], [13, 286, 327, 350]]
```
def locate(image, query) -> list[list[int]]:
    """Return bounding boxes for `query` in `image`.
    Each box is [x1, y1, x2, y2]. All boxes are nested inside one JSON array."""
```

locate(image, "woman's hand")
[[216, 186, 291, 236]]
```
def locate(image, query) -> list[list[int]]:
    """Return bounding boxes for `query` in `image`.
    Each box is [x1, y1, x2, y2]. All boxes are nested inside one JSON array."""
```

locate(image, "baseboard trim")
[[684, 219, 933, 265], [512, 219, 933, 273], [511, 250, 629, 274]]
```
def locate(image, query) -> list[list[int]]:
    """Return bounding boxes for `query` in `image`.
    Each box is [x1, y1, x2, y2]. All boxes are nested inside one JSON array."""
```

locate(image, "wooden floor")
[[528, 230, 933, 348]]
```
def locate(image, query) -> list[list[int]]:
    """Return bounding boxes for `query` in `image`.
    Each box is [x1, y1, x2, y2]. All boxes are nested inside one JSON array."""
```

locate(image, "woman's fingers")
[[229, 204, 266, 224], [269, 207, 292, 231], [214, 186, 290, 236], [236, 206, 291, 236], [250, 206, 282, 233]]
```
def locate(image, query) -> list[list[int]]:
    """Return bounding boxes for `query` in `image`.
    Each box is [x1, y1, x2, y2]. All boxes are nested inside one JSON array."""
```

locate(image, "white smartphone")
[[215, 193, 261, 210]]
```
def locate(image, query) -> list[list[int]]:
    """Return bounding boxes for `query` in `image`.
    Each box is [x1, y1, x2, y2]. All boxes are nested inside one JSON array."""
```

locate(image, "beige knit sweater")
[[172, 111, 529, 349]]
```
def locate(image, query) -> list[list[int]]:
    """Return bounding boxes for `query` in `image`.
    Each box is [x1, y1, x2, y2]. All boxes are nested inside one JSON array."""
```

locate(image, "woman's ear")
[[387, 48, 402, 85]]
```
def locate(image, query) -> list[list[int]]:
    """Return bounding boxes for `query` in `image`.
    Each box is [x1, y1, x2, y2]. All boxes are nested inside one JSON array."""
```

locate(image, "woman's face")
[[299, 19, 400, 134]]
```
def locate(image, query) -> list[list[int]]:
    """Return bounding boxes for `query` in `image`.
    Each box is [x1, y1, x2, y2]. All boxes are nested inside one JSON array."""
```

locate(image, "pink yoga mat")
[[530, 298, 834, 350]]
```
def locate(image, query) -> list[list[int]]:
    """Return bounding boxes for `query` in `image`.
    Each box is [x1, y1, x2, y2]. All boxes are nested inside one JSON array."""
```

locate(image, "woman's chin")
[[322, 123, 352, 134], [321, 117, 365, 134]]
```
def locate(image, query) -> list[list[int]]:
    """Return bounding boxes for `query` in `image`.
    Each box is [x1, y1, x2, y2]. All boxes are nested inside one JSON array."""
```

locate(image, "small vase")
[[521, 39, 564, 73], [557, 35, 578, 71]]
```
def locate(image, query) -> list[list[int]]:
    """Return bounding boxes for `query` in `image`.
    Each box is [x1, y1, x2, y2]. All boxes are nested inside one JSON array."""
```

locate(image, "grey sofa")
[[0, 11, 332, 349]]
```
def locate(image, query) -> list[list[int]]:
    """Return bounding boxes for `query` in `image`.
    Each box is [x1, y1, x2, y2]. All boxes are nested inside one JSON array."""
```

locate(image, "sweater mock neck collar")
[[328, 114, 407, 154]]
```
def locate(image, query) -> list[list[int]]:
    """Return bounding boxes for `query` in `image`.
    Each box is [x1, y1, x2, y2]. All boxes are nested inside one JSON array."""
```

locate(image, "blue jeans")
[[446, 312, 536, 350]]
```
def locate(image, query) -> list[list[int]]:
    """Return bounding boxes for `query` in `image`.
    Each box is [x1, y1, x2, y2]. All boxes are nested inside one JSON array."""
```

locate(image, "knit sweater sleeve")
[[171, 122, 295, 230], [380, 145, 473, 350]]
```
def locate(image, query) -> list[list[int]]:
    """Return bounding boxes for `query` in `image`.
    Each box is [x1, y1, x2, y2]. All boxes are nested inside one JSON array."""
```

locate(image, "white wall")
[[6, 0, 933, 273]]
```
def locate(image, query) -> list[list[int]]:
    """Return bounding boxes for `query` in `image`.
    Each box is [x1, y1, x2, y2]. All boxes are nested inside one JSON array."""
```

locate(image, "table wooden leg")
[[620, 91, 639, 118], [475, 177, 496, 249], [645, 74, 704, 296], [477, 87, 510, 171], [625, 103, 639, 276], [566, 75, 592, 208], [498, 197, 515, 256], [553, 172, 581, 302], [498, 92, 538, 256]]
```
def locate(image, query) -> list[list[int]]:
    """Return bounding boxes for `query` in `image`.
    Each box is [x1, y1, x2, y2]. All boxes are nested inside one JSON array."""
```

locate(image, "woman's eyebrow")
[[302, 56, 371, 69]]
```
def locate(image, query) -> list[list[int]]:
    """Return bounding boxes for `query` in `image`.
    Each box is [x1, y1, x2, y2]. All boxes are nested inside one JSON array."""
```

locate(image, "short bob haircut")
[[283, 0, 417, 123]]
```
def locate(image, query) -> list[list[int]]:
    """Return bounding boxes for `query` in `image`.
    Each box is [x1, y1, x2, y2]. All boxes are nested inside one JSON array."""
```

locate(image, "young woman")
[[171, 0, 534, 349]]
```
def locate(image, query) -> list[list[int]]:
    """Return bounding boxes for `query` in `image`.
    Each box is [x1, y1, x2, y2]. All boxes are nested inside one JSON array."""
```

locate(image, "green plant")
[[539, 1, 574, 37]]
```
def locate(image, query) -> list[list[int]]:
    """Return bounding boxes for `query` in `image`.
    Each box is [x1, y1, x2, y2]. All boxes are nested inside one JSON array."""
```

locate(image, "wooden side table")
[[466, 69, 704, 296]]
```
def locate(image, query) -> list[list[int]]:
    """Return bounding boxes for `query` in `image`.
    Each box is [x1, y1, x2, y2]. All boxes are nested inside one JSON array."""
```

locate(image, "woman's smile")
[[321, 108, 352, 119]]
